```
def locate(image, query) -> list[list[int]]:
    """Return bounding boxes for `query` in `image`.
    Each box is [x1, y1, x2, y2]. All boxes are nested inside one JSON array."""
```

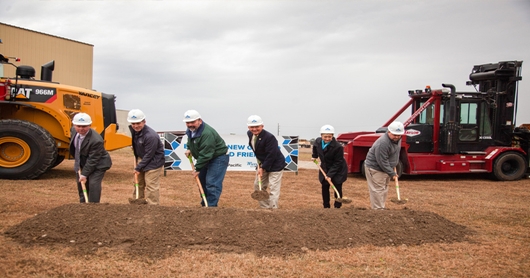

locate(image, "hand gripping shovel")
[[390, 168, 408, 205], [77, 170, 89, 203], [188, 155, 208, 207], [314, 160, 352, 204], [251, 164, 269, 201]]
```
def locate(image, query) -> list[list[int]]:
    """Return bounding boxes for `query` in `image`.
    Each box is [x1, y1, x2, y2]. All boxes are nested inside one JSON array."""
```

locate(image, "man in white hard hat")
[[247, 115, 286, 209], [312, 124, 348, 208], [183, 110, 229, 207], [69, 113, 112, 203], [364, 121, 404, 209], [128, 109, 165, 205]]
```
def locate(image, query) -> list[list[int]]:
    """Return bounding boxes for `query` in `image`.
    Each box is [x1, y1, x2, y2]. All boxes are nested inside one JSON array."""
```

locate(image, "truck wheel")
[[361, 161, 366, 177], [492, 152, 527, 181], [0, 119, 58, 179]]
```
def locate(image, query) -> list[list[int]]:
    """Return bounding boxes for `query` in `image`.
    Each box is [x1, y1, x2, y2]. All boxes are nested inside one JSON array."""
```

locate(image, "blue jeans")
[[198, 154, 229, 207]]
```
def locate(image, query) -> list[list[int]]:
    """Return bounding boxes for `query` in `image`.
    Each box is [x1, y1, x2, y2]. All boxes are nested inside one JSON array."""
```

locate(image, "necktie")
[[252, 136, 261, 164], [74, 134, 81, 172]]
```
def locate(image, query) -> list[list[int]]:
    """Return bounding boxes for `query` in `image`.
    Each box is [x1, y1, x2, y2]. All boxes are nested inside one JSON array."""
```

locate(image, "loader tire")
[[492, 152, 527, 181], [0, 119, 58, 179], [50, 155, 65, 169]]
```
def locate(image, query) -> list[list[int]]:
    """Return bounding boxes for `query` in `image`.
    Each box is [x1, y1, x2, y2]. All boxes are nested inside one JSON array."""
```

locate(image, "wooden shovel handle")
[[77, 170, 89, 203], [256, 163, 263, 191], [394, 167, 401, 200], [188, 155, 208, 207], [314, 160, 343, 199], [134, 173, 139, 199], [133, 157, 139, 199]]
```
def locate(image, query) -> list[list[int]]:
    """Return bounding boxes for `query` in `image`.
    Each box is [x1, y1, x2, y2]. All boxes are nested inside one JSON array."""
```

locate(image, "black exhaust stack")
[[41, 60, 55, 82], [441, 83, 458, 154]]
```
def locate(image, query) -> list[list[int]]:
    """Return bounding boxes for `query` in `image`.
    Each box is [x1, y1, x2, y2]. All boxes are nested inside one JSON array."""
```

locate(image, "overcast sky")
[[2, 0, 529, 139]]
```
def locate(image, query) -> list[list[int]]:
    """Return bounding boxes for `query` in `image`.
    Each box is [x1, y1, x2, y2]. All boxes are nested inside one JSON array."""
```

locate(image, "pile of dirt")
[[4, 203, 473, 258]]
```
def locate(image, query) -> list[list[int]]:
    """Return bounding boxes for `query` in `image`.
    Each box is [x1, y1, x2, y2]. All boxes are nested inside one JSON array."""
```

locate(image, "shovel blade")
[[390, 198, 408, 205], [251, 190, 269, 201], [129, 198, 147, 205], [336, 198, 352, 204]]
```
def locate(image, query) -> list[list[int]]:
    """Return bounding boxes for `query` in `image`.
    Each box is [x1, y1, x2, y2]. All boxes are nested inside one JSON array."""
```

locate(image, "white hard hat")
[[72, 113, 92, 126], [127, 109, 146, 123], [320, 124, 335, 134], [183, 110, 201, 122], [388, 121, 405, 135], [247, 115, 264, 126]]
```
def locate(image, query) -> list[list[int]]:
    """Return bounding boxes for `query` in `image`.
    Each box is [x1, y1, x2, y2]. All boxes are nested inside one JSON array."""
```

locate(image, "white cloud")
[[1, 0, 529, 138]]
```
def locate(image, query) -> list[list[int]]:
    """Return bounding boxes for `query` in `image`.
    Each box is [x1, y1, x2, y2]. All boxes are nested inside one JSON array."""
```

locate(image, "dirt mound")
[[4, 203, 473, 258]]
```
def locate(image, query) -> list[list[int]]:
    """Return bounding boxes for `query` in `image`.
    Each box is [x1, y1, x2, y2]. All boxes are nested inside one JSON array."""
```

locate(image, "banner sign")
[[159, 132, 299, 172]]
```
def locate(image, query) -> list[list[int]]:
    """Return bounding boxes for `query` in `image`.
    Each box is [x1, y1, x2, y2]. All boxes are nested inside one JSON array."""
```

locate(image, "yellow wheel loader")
[[0, 54, 131, 179]]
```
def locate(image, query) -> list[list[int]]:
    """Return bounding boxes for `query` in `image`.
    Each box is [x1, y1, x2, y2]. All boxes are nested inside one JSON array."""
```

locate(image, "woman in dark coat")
[[312, 125, 348, 208]]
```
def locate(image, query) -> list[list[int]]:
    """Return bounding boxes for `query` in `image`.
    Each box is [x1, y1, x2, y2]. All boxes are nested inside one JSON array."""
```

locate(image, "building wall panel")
[[0, 23, 93, 89]]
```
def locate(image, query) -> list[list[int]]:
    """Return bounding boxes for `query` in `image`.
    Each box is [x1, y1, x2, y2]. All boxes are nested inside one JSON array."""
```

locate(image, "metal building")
[[0, 22, 93, 89]]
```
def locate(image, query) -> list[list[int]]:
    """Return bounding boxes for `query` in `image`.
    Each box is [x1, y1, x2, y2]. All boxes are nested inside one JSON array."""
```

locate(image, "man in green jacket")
[[183, 110, 229, 207]]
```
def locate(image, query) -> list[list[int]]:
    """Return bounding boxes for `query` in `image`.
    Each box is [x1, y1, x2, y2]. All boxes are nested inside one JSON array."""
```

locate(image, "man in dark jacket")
[[247, 115, 286, 209], [184, 110, 229, 207], [70, 113, 112, 203], [312, 125, 348, 208], [128, 109, 165, 205]]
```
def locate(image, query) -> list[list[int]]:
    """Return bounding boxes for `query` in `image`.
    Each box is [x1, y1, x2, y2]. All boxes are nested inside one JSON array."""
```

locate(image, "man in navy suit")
[[69, 113, 112, 203], [247, 115, 286, 209]]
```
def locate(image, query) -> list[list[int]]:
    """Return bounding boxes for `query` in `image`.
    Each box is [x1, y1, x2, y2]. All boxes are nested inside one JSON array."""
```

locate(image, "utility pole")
[[277, 123, 280, 136]]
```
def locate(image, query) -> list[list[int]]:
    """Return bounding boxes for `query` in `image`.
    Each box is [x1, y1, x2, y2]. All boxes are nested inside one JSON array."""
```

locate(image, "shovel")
[[251, 164, 269, 201], [129, 157, 147, 205], [134, 172, 139, 199], [188, 155, 208, 207], [134, 156, 139, 200], [314, 160, 352, 204], [129, 172, 147, 205], [390, 168, 408, 205], [77, 170, 88, 203]]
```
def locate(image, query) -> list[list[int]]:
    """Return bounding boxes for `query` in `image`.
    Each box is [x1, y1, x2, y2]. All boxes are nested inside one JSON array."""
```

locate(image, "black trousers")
[[76, 169, 106, 203], [321, 180, 343, 208]]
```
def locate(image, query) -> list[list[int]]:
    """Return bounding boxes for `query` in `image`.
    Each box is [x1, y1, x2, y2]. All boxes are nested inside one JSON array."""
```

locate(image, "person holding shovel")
[[312, 125, 348, 208], [70, 113, 112, 203], [184, 110, 229, 207], [364, 121, 404, 209], [247, 115, 286, 209], [128, 109, 165, 205]]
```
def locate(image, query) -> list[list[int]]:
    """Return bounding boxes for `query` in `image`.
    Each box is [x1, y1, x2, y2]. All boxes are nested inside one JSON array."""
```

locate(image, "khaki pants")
[[137, 166, 163, 205], [365, 165, 390, 209], [254, 170, 283, 209]]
